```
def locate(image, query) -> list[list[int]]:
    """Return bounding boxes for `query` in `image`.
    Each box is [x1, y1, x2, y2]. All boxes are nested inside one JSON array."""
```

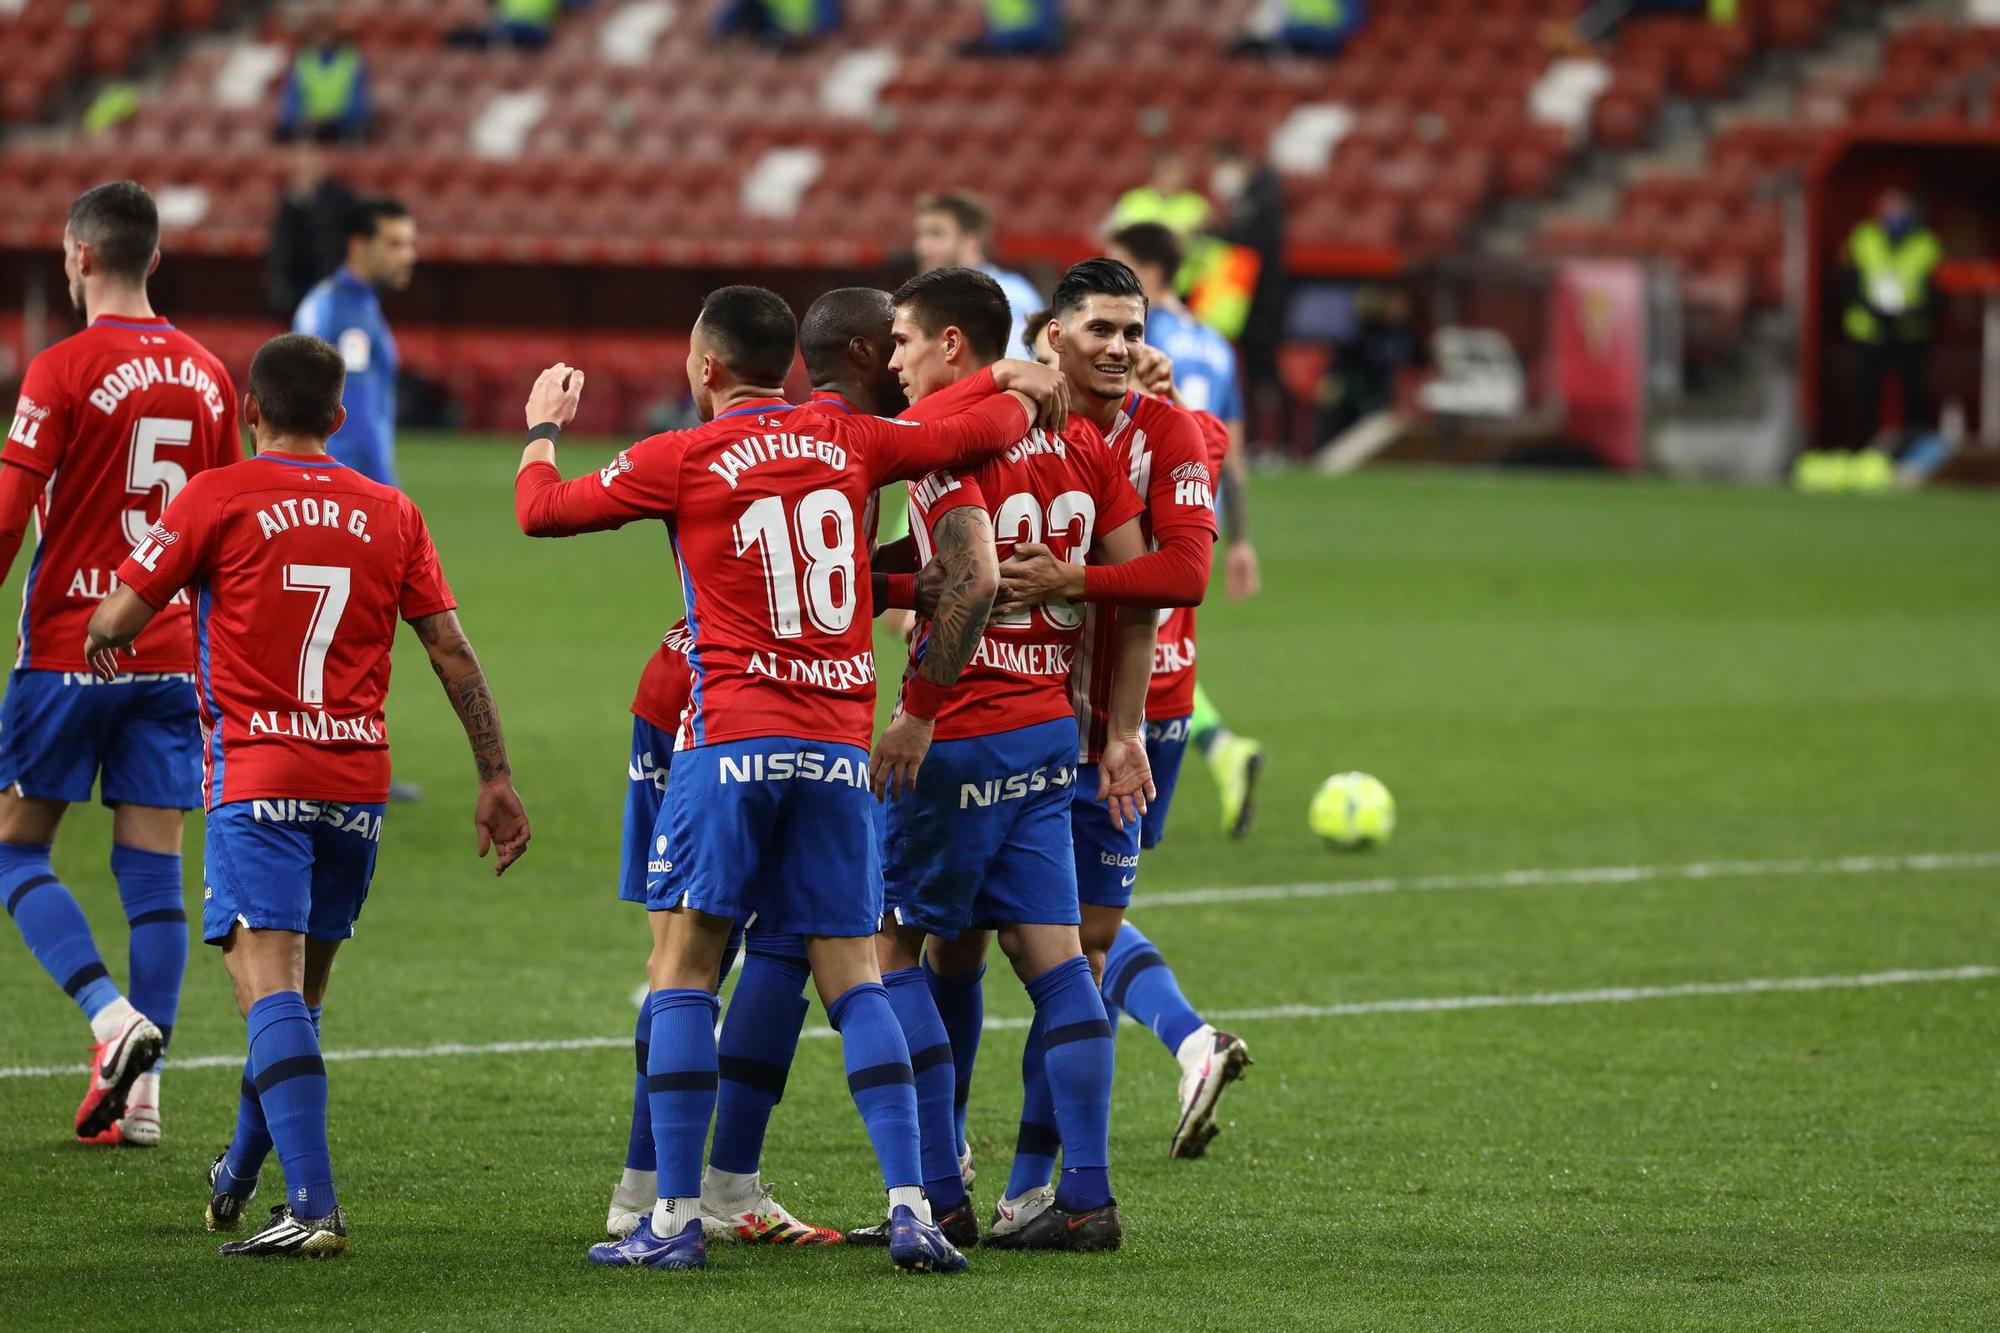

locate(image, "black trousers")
[[1855, 337, 1931, 446]]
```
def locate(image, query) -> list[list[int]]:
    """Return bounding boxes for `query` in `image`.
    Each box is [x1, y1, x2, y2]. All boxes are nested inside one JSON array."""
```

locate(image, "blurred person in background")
[[1108, 147, 1211, 238], [265, 141, 354, 319], [713, 0, 841, 48], [1208, 140, 1290, 447], [914, 192, 1043, 360], [963, 0, 1064, 55], [1315, 284, 1421, 443], [1843, 188, 1941, 451], [448, 0, 589, 51], [1108, 223, 1269, 837], [1231, 0, 1366, 58], [277, 13, 369, 144], [292, 198, 422, 803]]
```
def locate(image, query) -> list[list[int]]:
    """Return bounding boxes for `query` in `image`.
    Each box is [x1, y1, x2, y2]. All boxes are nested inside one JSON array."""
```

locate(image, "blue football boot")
[[887, 1203, 969, 1274], [587, 1214, 707, 1270]]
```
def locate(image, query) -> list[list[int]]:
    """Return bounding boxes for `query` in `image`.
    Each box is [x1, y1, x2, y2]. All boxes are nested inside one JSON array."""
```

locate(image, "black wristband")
[[526, 421, 562, 444]]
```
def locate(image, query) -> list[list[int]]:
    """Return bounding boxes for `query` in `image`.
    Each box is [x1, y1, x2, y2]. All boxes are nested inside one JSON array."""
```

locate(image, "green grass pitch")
[[2, 440, 1997, 1329]]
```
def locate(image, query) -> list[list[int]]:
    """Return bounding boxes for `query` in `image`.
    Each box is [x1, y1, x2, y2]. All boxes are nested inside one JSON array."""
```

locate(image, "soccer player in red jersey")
[[514, 285, 1062, 1275], [85, 333, 531, 1258], [840, 267, 1155, 1252], [1004, 267, 1257, 1161], [0, 182, 242, 1147], [604, 290, 916, 1249]]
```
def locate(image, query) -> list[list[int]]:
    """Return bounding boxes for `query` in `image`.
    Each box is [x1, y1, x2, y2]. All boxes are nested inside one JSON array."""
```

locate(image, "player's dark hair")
[[1109, 222, 1183, 283], [249, 333, 346, 437], [344, 195, 411, 242], [1022, 306, 1054, 350], [915, 191, 992, 245], [891, 266, 1012, 365], [1050, 257, 1149, 319], [800, 287, 893, 384], [67, 180, 158, 283], [698, 285, 798, 387]]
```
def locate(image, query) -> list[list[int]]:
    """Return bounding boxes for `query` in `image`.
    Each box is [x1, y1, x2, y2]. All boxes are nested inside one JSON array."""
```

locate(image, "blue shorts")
[[1071, 763, 1143, 910], [202, 799, 385, 944], [1140, 714, 1193, 851], [0, 669, 201, 809], [618, 715, 675, 905], [648, 736, 881, 938], [881, 717, 1079, 940]]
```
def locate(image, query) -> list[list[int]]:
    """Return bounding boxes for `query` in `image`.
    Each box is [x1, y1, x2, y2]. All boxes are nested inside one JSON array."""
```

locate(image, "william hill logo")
[[1170, 461, 1213, 510]]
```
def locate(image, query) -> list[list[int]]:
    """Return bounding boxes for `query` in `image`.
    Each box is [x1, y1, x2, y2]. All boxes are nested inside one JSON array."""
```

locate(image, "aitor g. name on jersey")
[[115, 452, 456, 808]]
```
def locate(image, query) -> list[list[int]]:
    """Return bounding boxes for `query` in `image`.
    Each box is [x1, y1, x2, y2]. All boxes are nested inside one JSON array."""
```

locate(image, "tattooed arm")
[[410, 610, 531, 874], [871, 506, 1000, 801]]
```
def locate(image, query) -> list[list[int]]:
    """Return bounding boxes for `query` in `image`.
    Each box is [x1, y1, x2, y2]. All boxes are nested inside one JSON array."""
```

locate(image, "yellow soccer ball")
[[1309, 772, 1395, 850]]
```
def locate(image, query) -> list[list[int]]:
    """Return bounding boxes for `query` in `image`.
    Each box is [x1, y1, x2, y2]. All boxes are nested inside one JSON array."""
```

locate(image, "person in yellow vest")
[[278, 16, 368, 144], [713, 0, 840, 47], [962, 0, 1063, 56], [1844, 189, 1943, 448], [1108, 147, 1211, 237], [1232, 0, 1365, 57]]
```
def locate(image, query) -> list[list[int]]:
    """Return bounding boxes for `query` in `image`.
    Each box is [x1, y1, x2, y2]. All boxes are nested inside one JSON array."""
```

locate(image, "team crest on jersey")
[[599, 451, 634, 488]]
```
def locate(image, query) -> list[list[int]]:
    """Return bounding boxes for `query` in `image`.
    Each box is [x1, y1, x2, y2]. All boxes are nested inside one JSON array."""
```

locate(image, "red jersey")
[[515, 373, 1029, 750], [631, 619, 695, 733], [1070, 393, 1217, 762], [114, 451, 455, 808], [5, 315, 240, 672], [1148, 407, 1231, 720], [900, 373, 1145, 742]]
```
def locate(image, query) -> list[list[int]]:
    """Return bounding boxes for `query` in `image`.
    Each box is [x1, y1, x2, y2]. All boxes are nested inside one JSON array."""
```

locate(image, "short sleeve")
[[397, 495, 457, 621], [4, 351, 73, 479], [115, 474, 218, 609]]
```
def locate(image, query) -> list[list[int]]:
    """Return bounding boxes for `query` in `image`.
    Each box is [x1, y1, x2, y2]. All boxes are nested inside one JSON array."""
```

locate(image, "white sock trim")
[[1175, 1023, 1217, 1068], [652, 1196, 701, 1236], [701, 1166, 760, 1207], [887, 1185, 930, 1225], [88, 997, 137, 1045]]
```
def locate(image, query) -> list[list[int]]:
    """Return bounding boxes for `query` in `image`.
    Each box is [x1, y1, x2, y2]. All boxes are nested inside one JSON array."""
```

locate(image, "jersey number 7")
[[282, 564, 351, 705]]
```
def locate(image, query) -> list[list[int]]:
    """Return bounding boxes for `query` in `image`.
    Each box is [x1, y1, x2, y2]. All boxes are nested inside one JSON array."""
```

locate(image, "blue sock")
[[223, 1004, 317, 1192], [923, 957, 983, 1157], [112, 845, 186, 1053], [826, 981, 921, 1192], [1103, 921, 1205, 1056], [709, 945, 810, 1176], [624, 1002, 652, 1172], [0, 843, 120, 1019], [1029, 955, 1116, 1212], [647, 988, 720, 1200], [247, 990, 334, 1218], [1006, 1011, 1062, 1199], [883, 965, 965, 1212]]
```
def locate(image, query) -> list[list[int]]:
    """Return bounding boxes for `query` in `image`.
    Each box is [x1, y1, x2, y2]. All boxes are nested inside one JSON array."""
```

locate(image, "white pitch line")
[[1135, 850, 2000, 910], [2, 965, 1991, 1082]]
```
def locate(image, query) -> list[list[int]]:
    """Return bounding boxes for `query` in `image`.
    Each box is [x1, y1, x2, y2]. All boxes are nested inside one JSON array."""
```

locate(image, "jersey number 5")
[[282, 564, 351, 705], [734, 490, 856, 639], [122, 417, 193, 547]]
